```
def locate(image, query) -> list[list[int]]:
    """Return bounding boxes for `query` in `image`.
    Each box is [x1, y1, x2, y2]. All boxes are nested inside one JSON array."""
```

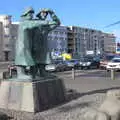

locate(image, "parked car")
[[64, 59, 80, 70], [45, 60, 67, 72], [99, 54, 115, 69], [106, 57, 120, 71], [79, 57, 100, 69]]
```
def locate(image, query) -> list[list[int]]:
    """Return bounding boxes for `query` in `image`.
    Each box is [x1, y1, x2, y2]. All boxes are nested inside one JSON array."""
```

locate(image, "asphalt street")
[[56, 69, 120, 93], [0, 63, 120, 95]]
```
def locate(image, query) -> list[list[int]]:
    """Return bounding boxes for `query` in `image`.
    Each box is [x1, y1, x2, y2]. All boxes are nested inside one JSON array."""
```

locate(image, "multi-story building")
[[0, 22, 3, 61], [48, 26, 68, 53], [10, 22, 19, 60], [67, 26, 116, 56], [0, 15, 116, 61], [67, 26, 74, 54], [102, 33, 116, 53], [0, 22, 68, 61], [0, 15, 12, 61]]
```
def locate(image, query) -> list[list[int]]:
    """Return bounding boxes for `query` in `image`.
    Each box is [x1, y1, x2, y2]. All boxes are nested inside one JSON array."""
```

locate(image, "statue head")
[[36, 9, 48, 20], [21, 7, 34, 20]]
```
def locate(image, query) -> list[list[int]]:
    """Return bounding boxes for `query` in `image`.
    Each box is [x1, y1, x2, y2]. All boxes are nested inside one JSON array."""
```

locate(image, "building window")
[[4, 35, 9, 38], [85, 29, 88, 32], [91, 30, 95, 33], [4, 25, 9, 28], [54, 36, 58, 40], [65, 32, 67, 34], [4, 51, 9, 61], [54, 31, 58, 34], [5, 44, 9, 47], [48, 36, 52, 40], [59, 32, 64, 35], [60, 37, 64, 40], [4, 16, 8, 20]]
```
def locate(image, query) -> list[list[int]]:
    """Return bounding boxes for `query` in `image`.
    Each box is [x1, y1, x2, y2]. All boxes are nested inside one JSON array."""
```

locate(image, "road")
[[56, 69, 120, 93]]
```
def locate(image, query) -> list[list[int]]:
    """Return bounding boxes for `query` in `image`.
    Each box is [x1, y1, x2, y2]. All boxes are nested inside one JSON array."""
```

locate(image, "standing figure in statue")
[[32, 8, 60, 77], [15, 7, 46, 80]]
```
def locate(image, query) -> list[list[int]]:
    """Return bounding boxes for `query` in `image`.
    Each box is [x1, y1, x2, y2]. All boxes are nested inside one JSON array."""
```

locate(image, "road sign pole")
[[111, 69, 115, 80], [72, 68, 75, 80]]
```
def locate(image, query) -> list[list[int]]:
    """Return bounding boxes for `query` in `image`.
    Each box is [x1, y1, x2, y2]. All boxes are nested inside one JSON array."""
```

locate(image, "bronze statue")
[[15, 7, 60, 80], [32, 8, 60, 77]]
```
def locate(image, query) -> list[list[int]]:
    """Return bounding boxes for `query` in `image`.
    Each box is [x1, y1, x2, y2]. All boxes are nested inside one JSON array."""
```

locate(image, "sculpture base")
[[0, 77, 65, 113]]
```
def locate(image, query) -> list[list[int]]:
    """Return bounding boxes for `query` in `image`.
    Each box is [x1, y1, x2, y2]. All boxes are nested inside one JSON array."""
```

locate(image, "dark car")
[[79, 57, 100, 69], [64, 59, 80, 70]]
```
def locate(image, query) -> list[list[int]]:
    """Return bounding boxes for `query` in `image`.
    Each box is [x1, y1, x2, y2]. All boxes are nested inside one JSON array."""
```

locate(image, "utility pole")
[[94, 39, 97, 56], [83, 30, 86, 57]]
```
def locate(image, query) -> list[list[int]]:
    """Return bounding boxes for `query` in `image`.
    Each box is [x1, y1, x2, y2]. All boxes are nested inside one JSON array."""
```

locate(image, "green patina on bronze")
[[14, 7, 60, 80]]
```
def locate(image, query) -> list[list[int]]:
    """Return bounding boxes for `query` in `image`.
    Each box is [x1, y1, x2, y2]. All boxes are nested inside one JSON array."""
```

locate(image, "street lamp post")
[[94, 39, 97, 56]]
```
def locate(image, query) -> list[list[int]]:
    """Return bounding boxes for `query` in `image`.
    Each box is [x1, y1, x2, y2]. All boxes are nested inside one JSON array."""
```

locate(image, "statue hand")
[[48, 9, 54, 14], [42, 8, 54, 14], [40, 8, 48, 14]]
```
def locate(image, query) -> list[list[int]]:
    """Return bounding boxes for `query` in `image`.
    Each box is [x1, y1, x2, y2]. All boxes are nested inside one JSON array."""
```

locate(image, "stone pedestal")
[[0, 77, 65, 113]]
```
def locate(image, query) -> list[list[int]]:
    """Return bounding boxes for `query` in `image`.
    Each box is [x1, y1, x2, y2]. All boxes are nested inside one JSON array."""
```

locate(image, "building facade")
[[67, 26, 116, 56], [102, 33, 116, 53], [48, 26, 68, 53], [0, 15, 12, 61], [10, 22, 19, 60], [0, 21, 68, 61], [0, 15, 116, 61]]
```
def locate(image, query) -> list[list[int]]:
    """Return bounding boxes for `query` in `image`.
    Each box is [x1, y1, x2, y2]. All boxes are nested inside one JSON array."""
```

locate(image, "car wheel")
[[55, 69, 59, 72], [83, 67, 87, 70], [78, 66, 82, 70], [87, 66, 91, 69]]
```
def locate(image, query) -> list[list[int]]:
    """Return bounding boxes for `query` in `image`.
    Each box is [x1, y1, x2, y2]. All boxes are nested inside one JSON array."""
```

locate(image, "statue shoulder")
[[20, 20, 40, 29]]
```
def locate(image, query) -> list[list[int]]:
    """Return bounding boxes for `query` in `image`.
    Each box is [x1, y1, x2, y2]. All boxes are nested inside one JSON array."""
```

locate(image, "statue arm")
[[23, 21, 41, 29], [48, 10, 61, 30]]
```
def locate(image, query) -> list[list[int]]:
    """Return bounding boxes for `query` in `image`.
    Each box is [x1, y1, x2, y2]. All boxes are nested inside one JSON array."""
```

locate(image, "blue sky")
[[1, 0, 120, 41]]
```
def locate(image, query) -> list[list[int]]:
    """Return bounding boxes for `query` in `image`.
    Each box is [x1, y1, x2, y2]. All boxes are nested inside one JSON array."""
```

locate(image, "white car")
[[106, 57, 120, 71], [45, 60, 67, 72]]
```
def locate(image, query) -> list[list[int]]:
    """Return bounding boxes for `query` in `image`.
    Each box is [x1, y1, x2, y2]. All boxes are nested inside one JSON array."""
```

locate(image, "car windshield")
[[53, 60, 63, 64], [105, 55, 115, 61], [112, 59, 120, 62], [80, 58, 92, 62], [69, 59, 78, 62]]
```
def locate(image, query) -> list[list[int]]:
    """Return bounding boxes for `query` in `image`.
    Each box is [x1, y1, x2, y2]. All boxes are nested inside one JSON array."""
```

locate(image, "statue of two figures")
[[15, 7, 60, 80]]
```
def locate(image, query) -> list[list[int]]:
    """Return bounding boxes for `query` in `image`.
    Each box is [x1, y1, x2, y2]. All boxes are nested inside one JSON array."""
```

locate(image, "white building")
[[0, 20, 68, 61], [10, 22, 19, 60], [0, 15, 12, 61]]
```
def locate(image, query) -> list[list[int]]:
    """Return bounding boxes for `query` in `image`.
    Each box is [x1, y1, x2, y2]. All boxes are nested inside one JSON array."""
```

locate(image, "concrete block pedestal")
[[0, 77, 65, 113]]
